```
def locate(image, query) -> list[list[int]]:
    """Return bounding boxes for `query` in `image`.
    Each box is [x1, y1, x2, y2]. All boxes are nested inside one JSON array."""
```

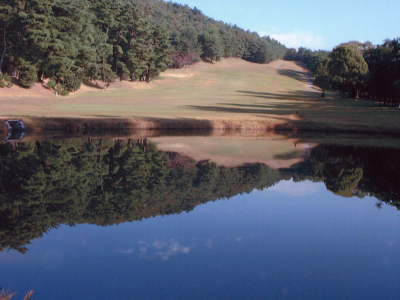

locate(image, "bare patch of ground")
[[0, 80, 55, 98]]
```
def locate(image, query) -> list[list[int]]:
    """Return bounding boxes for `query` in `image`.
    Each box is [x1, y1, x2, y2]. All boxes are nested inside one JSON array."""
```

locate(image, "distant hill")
[[129, 0, 287, 64]]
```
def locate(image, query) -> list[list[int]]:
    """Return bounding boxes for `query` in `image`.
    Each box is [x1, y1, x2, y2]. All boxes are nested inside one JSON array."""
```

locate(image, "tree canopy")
[[328, 46, 368, 98], [284, 39, 400, 104]]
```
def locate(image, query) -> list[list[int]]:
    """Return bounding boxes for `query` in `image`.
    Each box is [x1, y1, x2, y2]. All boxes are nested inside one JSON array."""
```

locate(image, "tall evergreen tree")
[[364, 38, 400, 105], [328, 46, 368, 98], [313, 58, 330, 97], [198, 31, 223, 62]]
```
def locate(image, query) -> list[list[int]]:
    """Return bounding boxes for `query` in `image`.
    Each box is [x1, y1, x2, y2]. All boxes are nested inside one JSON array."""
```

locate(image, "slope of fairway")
[[1, 58, 400, 134], [0, 58, 308, 120]]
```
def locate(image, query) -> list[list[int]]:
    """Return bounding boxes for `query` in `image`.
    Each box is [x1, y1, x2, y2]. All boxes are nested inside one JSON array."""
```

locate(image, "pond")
[[0, 136, 399, 299]]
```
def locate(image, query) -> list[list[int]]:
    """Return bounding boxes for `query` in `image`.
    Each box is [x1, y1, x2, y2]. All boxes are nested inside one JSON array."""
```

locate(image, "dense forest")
[[0, 0, 287, 94], [1, 138, 399, 253], [284, 40, 400, 105], [0, 138, 281, 253]]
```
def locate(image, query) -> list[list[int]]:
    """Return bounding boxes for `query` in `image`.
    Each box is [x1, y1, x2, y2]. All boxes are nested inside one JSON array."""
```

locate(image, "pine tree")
[[198, 31, 223, 63], [329, 46, 368, 98], [313, 58, 330, 97]]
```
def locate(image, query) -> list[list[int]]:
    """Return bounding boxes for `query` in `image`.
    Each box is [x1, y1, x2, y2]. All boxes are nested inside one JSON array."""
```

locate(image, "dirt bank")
[[1, 115, 399, 139]]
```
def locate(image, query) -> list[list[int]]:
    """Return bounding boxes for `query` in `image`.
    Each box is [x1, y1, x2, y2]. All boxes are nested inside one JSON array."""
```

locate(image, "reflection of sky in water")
[[1, 180, 399, 299]]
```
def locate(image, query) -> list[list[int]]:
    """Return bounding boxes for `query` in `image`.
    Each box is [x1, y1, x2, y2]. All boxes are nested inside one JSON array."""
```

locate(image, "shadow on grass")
[[277, 69, 308, 83], [82, 80, 106, 89], [184, 104, 298, 116], [90, 114, 127, 118], [184, 90, 325, 116], [237, 90, 321, 101]]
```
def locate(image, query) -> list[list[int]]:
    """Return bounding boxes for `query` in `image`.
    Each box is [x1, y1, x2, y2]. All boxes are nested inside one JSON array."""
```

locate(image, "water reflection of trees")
[[1, 139, 399, 253], [281, 144, 400, 208], [0, 139, 281, 253]]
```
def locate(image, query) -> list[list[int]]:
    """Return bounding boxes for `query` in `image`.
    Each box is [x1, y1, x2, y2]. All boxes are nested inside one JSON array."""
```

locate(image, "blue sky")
[[172, 0, 399, 50]]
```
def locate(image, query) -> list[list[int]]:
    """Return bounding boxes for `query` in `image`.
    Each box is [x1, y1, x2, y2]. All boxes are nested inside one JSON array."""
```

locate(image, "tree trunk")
[[101, 25, 109, 82], [108, 147, 114, 175], [12, 30, 22, 77], [112, 29, 122, 72], [0, 21, 7, 75], [37, 69, 44, 81], [37, 48, 51, 81], [145, 69, 150, 82], [0, 154, 3, 191]]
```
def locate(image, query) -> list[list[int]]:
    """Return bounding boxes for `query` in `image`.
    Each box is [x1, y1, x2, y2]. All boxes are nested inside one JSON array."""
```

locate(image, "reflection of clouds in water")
[[115, 248, 134, 254], [235, 237, 243, 242], [138, 239, 192, 261], [388, 240, 396, 247], [269, 179, 318, 197], [152, 240, 163, 250], [118, 235, 248, 258]]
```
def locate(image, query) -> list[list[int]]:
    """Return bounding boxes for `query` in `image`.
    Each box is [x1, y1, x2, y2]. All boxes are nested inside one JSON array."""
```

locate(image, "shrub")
[[60, 89, 69, 96], [18, 64, 38, 88], [47, 78, 56, 89], [168, 51, 200, 68], [0, 73, 13, 88], [53, 83, 69, 96], [62, 74, 82, 92], [3, 73, 13, 87]]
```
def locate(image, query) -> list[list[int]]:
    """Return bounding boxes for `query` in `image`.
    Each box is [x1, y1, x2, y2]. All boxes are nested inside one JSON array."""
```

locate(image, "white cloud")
[[259, 31, 325, 50]]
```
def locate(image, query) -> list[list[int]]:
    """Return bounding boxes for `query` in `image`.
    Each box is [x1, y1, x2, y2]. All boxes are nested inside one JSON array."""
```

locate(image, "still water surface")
[[0, 137, 399, 299]]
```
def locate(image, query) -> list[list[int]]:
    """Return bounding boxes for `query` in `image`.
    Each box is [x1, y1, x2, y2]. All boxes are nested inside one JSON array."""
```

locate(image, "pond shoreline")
[[1, 116, 400, 138]]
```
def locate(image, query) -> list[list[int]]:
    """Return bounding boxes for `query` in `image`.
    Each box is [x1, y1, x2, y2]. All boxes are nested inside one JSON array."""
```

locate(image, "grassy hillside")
[[0, 59, 310, 121], [1, 59, 400, 134]]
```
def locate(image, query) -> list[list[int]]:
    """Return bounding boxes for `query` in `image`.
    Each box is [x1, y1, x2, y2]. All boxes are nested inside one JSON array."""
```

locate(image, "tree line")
[[285, 39, 400, 105], [0, 0, 287, 94], [281, 144, 400, 208]]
